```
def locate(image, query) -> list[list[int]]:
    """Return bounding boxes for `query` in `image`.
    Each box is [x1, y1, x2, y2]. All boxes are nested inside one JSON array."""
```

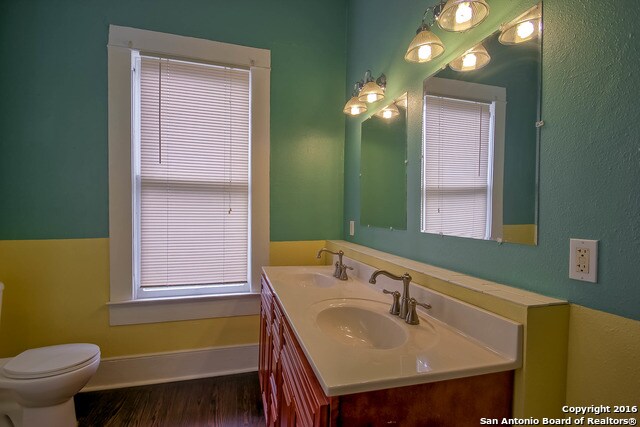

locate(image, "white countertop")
[[262, 261, 522, 397]]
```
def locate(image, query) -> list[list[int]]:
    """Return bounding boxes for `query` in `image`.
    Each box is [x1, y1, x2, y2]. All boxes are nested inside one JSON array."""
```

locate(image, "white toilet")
[[0, 283, 100, 427]]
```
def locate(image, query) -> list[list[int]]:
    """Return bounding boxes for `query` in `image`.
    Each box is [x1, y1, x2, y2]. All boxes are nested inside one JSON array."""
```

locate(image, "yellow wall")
[[503, 224, 537, 246], [518, 305, 569, 417], [0, 239, 327, 358], [2, 237, 638, 416], [0, 239, 259, 358], [565, 305, 640, 412], [269, 240, 327, 266]]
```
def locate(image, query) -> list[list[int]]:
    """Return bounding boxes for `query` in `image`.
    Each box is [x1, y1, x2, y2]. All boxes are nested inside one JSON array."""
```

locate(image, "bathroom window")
[[132, 54, 250, 298], [421, 77, 505, 240], [108, 26, 270, 325]]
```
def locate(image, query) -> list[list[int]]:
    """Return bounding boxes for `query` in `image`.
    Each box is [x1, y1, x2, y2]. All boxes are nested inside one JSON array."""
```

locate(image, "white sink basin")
[[315, 300, 408, 350]]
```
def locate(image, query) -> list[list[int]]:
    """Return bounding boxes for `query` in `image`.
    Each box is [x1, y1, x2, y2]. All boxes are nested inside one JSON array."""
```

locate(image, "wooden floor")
[[75, 372, 266, 427]]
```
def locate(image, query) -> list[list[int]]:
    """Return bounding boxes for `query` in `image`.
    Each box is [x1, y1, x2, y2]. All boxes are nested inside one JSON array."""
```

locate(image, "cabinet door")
[[259, 296, 271, 388], [269, 300, 284, 423], [281, 321, 329, 427], [279, 358, 297, 427], [259, 276, 274, 423], [259, 276, 273, 385], [261, 274, 330, 427]]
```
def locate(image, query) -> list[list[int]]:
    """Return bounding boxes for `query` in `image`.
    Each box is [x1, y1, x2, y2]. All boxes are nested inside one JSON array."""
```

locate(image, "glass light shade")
[[437, 0, 490, 32], [499, 4, 542, 45], [376, 103, 400, 119], [404, 25, 445, 63], [358, 81, 385, 103], [449, 43, 491, 72], [343, 96, 367, 116]]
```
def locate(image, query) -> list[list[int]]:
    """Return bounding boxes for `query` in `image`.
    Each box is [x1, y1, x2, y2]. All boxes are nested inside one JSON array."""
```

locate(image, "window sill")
[[108, 292, 261, 326]]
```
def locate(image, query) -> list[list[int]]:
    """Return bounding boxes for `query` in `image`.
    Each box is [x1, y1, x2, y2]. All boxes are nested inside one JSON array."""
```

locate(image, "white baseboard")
[[82, 343, 258, 392]]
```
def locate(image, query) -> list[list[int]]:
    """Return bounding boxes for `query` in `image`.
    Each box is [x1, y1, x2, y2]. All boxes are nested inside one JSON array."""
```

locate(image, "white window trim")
[[422, 77, 506, 241], [107, 25, 270, 325]]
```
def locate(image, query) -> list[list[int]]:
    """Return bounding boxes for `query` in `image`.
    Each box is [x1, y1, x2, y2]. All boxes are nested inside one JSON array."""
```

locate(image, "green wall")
[[0, 0, 346, 241], [1, 0, 638, 321], [433, 31, 539, 225], [344, 0, 640, 320], [360, 111, 407, 230]]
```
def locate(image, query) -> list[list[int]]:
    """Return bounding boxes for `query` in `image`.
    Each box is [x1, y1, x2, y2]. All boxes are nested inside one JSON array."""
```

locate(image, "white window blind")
[[422, 94, 494, 239], [134, 54, 250, 292]]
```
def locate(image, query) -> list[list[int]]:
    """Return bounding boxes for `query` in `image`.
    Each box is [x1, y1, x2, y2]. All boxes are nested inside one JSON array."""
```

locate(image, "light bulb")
[[383, 110, 393, 119], [462, 53, 477, 68], [418, 44, 432, 61], [516, 21, 535, 39], [455, 2, 473, 24], [367, 93, 377, 103], [350, 106, 361, 115]]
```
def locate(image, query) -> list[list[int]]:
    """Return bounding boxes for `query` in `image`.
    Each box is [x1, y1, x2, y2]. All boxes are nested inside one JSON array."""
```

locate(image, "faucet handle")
[[338, 264, 353, 280], [382, 289, 401, 315], [405, 297, 432, 325], [333, 261, 341, 278]]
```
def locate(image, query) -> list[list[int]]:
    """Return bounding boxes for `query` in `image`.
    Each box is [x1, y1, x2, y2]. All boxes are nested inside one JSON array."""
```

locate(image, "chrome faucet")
[[370, 270, 431, 324], [369, 270, 413, 319], [406, 298, 432, 325], [316, 249, 351, 280]]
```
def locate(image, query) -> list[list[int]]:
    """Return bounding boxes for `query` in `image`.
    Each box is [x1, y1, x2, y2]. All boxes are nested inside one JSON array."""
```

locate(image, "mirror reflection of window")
[[421, 77, 506, 240], [423, 95, 493, 239]]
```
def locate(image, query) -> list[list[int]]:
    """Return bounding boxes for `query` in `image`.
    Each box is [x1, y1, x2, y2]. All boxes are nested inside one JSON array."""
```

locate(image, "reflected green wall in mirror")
[[360, 95, 408, 230], [423, 24, 541, 245], [427, 29, 540, 245], [345, 0, 541, 249]]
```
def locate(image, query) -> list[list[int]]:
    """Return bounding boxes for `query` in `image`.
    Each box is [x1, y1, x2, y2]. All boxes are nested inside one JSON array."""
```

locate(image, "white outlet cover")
[[349, 220, 355, 236], [569, 239, 598, 283]]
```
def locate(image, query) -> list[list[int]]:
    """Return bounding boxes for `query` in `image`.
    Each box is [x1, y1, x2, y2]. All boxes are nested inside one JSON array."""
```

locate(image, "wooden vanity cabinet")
[[259, 274, 513, 427], [260, 275, 329, 426]]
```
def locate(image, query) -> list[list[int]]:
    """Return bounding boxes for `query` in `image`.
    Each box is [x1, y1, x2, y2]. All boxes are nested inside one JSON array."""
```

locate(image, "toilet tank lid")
[[3, 343, 100, 379]]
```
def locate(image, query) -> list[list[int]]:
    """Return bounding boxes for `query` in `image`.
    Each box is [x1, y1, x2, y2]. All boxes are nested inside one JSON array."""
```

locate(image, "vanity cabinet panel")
[[334, 370, 513, 426], [279, 363, 297, 427], [280, 320, 330, 426], [259, 274, 513, 427], [261, 275, 329, 427], [259, 283, 272, 422]]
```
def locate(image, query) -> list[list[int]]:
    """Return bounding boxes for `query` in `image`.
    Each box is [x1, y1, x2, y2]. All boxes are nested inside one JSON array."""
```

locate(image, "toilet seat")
[[2, 344, 100, 380]]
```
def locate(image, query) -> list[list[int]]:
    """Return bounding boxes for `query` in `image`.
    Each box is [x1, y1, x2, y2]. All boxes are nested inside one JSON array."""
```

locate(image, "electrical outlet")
[[569, 239, 598, 283], [349, 220, 355, 236], [576, 248, 589, 273]]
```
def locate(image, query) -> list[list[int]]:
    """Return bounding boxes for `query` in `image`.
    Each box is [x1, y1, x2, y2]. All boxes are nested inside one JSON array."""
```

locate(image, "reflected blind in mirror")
[[422, 95, 493, 239], [136, 55, 250, 289]]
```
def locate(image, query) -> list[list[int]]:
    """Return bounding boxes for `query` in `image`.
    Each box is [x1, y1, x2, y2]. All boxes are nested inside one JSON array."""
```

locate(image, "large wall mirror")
[[421, 3, 542, 245], [361, 93, 408, 230]]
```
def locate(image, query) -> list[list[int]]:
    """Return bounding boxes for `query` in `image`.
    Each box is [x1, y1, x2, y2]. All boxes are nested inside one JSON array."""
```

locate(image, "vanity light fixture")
[[405, 8, 445, 63], [448, 42, 490, 72], [436, 0, 490, 32], [343, 82, 368, 116], [406, 0, 491, 65], [499, 3, 542, 45], [376, 102, 400, 120], [357, 70, 387, 104]]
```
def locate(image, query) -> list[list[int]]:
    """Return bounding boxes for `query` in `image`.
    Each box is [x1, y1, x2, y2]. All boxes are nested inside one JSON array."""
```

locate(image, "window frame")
[[107, 25, 270, 325], [421, 77, 506, 241], [132, 53, 251, 299]]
